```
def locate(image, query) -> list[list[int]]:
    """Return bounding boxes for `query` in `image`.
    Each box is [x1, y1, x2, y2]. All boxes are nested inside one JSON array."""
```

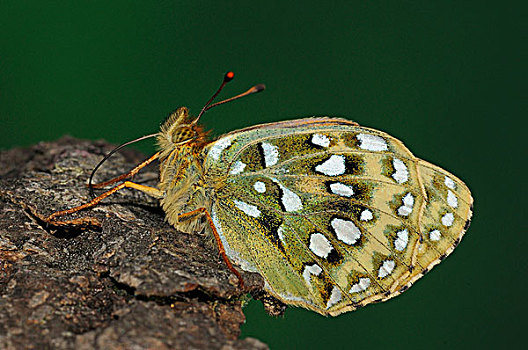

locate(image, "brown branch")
[[0, 137, 267, 350]]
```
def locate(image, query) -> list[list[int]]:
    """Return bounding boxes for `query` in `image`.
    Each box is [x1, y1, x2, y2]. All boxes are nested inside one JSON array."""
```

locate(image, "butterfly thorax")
[[156, 107, 211, 233]]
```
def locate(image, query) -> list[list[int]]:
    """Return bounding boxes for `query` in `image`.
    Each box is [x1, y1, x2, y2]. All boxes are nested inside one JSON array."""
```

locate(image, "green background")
[[1, 1, 525, 349]]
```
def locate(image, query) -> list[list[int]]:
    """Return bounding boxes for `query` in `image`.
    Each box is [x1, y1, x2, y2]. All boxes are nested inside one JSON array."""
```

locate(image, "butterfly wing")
[[204, 117, 473, 316]]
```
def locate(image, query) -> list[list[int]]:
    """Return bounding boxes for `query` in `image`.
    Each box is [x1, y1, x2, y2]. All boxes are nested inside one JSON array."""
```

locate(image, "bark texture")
[[0, 137, 267, 350]]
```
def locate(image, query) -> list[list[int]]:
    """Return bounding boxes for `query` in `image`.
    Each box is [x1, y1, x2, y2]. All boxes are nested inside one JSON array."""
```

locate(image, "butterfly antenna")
[[88, 133, 158, 198], [193, 71, 265, 124]]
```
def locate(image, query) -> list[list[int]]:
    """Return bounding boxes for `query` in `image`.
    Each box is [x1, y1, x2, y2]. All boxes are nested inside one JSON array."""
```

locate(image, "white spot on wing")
[[350, 277, 371, 293], [229, 161, 246, 175], [315, 155, 346, 176], [271, 179, 303, 212], [330, 182, 354, 197], [302, 264, 322, 285], [326, 286, 342, 309], [447, 190, 458, 208], [208, 136, 232, 161], [392, 158, 409, 184], [378, 260, 395, 278], [233, 199, 261, 218], [253, 181, 266, 193], [331, 218, 361, 245], [445, 176, 456, 190], [309, 233, 333, 258], [311, 133, 331, 147], [360, 209, 373, 221], [397, 193, 415, 216], [429, 229, 441, 241], [261, 142, 279, 167], [394, 229, 409, 251], [277, 225, 285, 243], [357, 133, 388, 151], [441, 212, 454, 227]]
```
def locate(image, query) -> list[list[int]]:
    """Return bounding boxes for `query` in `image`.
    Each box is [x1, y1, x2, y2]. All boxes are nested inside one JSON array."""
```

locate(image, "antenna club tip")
[[225, 71, 235, 82]]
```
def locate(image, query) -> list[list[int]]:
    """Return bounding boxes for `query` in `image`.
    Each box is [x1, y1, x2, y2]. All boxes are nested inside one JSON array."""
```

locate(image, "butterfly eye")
[[171, 127, 195, 144]]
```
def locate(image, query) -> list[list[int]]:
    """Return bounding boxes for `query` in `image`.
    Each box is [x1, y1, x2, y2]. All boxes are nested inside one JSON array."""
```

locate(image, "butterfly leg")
[[44, 181, 163, 227], [178, 208, 245, 290], [90, 151, 161, 189]]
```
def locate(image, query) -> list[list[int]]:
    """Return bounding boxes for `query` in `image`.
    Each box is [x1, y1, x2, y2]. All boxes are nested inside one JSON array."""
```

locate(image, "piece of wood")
[[0, 137, 267, 350]]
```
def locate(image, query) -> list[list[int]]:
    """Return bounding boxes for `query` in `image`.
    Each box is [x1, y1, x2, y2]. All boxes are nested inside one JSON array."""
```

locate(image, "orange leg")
[[45, 181, 163, 227], [178, 208, 245, 290], [90, 151, 161, 189]]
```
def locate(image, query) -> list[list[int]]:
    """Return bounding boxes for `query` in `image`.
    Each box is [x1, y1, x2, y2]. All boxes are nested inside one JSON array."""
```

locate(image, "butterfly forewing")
[[204, 117, 473, 315]]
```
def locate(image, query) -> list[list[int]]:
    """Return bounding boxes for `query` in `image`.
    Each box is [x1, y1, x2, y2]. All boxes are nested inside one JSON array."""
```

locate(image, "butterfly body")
[[157, 110, 473, 316], [156, 107, 210, 233]]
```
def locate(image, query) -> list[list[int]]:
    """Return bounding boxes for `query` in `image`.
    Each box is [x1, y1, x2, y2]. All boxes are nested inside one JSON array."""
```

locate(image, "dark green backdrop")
[[1, 1, 525, 349]]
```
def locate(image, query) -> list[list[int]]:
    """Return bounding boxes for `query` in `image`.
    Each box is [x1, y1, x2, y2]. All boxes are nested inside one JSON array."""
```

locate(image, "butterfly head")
[[158, 107, 207, 150]]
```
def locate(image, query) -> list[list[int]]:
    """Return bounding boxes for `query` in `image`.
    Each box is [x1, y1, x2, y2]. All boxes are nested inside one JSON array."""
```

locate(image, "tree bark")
[[0, 137, 267, 350]]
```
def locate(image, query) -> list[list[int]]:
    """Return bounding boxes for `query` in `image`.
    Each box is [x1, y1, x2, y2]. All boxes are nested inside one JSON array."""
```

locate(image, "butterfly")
[[45, 72, 473, 316]]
